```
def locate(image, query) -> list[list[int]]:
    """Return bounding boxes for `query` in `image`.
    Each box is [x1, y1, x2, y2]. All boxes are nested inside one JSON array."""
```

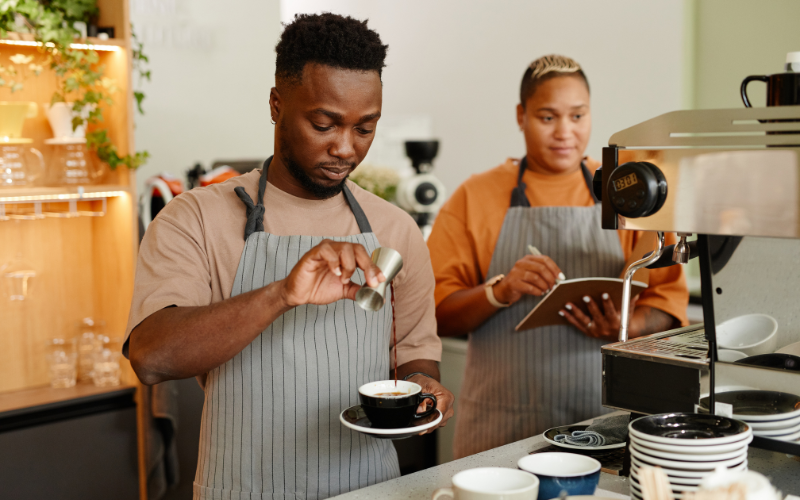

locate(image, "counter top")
[[331, 413, 800, 499], [0, 383, 136, 419]]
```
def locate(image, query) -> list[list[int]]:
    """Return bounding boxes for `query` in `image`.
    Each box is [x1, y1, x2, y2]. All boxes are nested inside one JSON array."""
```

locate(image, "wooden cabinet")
[[0, 1, 147, 498]]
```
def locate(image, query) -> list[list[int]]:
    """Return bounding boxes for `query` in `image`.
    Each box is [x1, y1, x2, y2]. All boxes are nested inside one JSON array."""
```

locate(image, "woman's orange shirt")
[[427, 158, 689, 325]]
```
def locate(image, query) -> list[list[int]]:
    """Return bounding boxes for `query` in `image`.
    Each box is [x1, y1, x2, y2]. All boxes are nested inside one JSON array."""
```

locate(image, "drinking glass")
[[92, 348, 121, 387], [46, 350, 78, 388], [76, 318, 105, 382]]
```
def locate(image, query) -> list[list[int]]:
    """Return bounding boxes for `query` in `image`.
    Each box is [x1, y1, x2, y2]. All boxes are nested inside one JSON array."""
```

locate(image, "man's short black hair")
[[275, 13, 388, 86]]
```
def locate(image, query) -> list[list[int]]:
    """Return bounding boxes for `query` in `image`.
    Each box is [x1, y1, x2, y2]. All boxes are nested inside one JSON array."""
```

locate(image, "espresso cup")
[[432, 467, 540, 500], [358, 380, 437, 429], [741, 72, 800, 107]]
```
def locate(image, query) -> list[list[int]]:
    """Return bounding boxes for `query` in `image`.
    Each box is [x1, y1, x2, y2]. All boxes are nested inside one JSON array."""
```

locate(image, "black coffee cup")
[[358, 380, 437, 429], [741, 72, 800, 107]]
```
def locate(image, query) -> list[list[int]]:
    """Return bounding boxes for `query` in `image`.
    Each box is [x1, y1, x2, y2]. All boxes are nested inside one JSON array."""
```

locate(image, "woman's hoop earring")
[[271, 117, 277, 125]]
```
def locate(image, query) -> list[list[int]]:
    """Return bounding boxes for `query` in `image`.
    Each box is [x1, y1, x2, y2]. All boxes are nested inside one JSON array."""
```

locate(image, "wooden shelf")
[[0, 31, 126, 51], [0, 184, 132, 202], [0, 383, 136, 418]]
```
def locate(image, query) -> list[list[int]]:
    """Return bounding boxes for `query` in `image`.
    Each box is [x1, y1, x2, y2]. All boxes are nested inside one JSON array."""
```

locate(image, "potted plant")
[[1, 0, 150, 169], [349, 164, 400, 202]]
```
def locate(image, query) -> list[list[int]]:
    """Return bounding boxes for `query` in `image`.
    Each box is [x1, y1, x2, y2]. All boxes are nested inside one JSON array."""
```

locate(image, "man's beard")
[[280, 139, 355, 200]]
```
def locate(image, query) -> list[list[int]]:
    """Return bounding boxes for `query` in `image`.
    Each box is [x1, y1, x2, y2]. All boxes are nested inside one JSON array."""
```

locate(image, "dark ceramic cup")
[[517, 453, 601, 500], [358, 380, 437, 429], [741, 72, 800, 107]]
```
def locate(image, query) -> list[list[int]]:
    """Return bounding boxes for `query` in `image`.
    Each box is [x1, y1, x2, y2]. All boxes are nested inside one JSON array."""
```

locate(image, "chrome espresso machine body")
[[595, 105, 800, 455]]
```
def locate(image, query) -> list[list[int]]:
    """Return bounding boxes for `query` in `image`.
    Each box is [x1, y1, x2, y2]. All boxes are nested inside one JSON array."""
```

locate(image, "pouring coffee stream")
[[354, 247, 404, 385], [391, 283, 397, 387]]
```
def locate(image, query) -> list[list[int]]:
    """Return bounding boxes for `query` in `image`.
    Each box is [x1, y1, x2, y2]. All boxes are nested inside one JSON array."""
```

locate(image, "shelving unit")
[[0, 2, 147, 499], [0, 185, 130, 219]]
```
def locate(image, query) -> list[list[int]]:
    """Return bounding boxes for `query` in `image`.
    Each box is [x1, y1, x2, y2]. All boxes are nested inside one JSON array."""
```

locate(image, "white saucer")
[[631, 471, 699, 492], [754, 429, 800, 441], [630, 445, 747, 471], [630, 434, 751, 454], [631, 456, 747, 479], [750, 421, 800, 436], [631, 441, 747, 462], [629, 425, 752, 447], [44, 137, 87, 145], [747, 413, 800, 430], [339, 404, 442, 440], [631, 465, 702, 486]]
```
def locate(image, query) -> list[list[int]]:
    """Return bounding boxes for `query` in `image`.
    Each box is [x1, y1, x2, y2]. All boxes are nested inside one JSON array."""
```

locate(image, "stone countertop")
[[330, 414, 800, 500], [330, 421, 632, 500]]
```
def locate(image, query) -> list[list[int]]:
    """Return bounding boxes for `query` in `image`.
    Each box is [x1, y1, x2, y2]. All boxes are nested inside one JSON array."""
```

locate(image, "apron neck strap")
[[342, 183, 373, 233], [511, 156, 597, 207], [234, 156, 373, 240], [233, 157, 271, 241]]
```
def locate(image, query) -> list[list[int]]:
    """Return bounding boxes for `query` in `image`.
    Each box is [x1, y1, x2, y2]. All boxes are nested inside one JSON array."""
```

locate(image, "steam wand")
[[619, 231, 665, 342]]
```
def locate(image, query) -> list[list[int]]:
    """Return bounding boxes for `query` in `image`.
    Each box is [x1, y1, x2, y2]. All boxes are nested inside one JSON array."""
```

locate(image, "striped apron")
[[193, 159, 400, 500], [453, 158, 626, 459]]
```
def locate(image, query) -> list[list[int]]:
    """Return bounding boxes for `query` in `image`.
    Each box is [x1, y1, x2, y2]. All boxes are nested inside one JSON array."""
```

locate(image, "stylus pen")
[[528, 245, 566, 284]]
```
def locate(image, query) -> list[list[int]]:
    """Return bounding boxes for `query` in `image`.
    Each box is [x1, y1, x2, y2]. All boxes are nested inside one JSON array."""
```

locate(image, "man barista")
[[125, 13, 454, 500]]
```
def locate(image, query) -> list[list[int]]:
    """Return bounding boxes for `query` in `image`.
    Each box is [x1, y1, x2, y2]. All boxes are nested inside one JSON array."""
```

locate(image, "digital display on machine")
[[613, 172, 638, 192]]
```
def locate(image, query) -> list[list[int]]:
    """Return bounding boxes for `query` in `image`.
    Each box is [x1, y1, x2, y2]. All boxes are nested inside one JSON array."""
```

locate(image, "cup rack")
[[0, 186, 128, 221]]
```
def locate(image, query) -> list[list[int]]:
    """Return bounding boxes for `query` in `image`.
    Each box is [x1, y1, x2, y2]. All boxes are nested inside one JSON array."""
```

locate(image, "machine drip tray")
[[529, 444, 626, 476]]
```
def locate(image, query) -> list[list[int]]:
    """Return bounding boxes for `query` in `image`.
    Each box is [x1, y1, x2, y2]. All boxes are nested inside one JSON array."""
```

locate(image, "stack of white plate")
[[701, 390, 800, 443], [628, 413, 753, 500]]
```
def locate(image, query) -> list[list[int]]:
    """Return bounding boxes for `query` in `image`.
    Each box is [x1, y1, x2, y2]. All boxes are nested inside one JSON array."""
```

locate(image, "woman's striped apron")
[[453, 158, 626, 459], [193, 159, 399, 499]]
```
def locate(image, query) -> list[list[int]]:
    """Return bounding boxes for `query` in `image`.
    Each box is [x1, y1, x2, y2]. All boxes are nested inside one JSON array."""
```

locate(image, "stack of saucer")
[[628, 413, 753, 500], [701, 390, 800, 443]]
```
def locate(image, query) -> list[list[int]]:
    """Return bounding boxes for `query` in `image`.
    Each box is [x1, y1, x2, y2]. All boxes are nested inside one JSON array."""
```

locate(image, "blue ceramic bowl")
[[518, 452, 601, 500]]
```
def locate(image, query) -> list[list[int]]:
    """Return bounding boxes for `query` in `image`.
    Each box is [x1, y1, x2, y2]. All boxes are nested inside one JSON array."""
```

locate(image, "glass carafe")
[[0, 141, 45, 187], [46, 139, 104, 185]]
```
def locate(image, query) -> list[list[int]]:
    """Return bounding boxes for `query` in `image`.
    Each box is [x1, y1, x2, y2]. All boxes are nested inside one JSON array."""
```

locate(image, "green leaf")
[[134, 91, 145, 115], [64, 76, 79, 92]]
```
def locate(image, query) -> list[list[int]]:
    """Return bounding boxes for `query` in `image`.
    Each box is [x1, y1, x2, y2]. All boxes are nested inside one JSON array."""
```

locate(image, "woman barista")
[[427, 55, 689, 458]]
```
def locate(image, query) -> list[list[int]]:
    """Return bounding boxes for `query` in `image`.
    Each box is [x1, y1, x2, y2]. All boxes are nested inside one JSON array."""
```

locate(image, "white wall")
[[281, 0, 687, 195], [130, 0, 281, 195], [692, 0, 800, 109]]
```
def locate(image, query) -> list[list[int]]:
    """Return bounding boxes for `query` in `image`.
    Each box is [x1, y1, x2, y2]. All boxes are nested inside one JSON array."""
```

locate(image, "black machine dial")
[[414, 182, 438, 205], [607, 161, 668, 218]]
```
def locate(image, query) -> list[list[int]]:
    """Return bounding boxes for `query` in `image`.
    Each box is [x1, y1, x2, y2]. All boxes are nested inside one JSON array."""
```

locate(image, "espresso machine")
[[595, 102, 800, 457]]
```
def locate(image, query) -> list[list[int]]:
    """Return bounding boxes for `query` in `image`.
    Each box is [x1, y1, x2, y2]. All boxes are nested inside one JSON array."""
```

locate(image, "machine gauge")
[[613, 172, 638, 192], [607, 161, 667, 218]]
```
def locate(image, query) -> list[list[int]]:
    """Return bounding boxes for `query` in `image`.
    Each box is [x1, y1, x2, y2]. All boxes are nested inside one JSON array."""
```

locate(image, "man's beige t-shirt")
[[125, 168, 441, 367]]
